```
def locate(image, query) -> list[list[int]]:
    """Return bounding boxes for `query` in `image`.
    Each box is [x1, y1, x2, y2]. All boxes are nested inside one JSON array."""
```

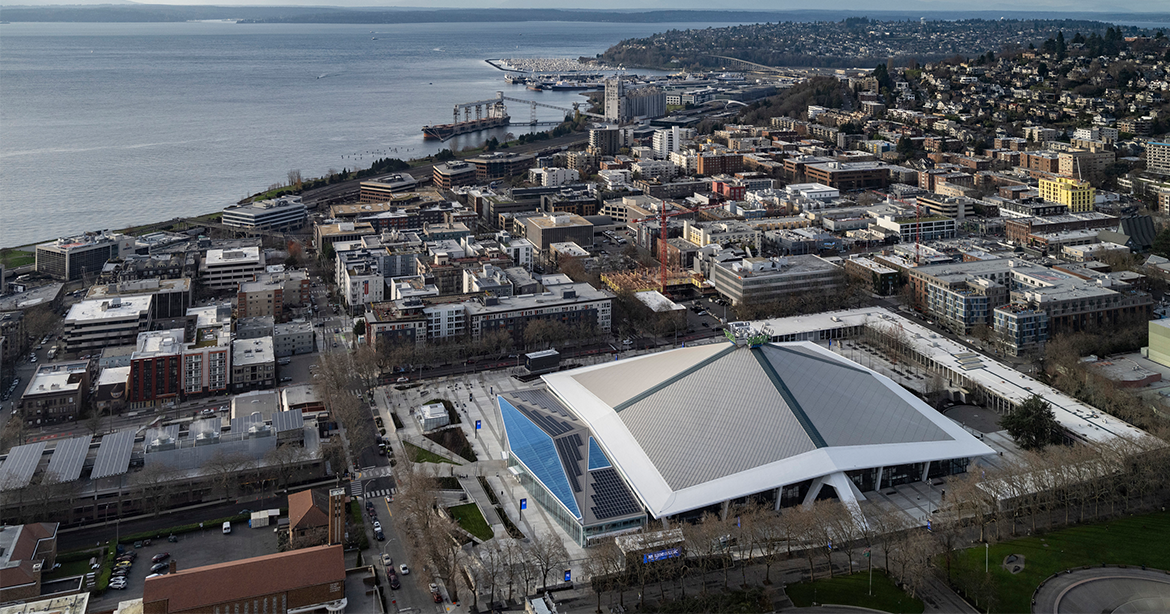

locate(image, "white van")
[[222, 521, 231, 534]]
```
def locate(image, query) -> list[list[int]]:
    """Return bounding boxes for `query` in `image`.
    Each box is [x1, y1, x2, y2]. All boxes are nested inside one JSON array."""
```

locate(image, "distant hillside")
[[2, 6, 1166, 25]]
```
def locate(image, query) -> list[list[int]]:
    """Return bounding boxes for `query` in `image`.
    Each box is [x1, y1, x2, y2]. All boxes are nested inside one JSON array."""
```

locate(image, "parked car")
[[381, 554, 392, 567], [388, 572, 400, 589], [374, 530, 385, 541], [150, 563, 168, 574], [151, 553, 170, 563], [372, 521, 380, 531]]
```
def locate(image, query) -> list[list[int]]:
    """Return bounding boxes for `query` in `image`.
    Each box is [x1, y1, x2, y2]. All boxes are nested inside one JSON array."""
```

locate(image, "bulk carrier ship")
[[422, 99, 510, 141]]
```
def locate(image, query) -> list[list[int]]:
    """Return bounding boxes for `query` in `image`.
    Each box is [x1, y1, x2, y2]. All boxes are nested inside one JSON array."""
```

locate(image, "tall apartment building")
[[1039, 177, 1096, 213], [1148, 141, 1170, 175], [588, 126, 634, 155], [182, 305, 232, 397], [36, 232, 137, 282], [652, 127, 693, 159], [1058, 149, 1114, 182], [128, 329, 184, 406]]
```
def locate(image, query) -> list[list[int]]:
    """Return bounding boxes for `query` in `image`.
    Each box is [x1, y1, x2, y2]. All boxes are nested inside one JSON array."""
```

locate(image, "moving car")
[[398, 564, 409, 575], [151, 553, 170, 563]]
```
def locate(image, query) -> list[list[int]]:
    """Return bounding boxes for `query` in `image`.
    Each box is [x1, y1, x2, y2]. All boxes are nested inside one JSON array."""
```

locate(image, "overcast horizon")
[[1, 0, 1168, 13]]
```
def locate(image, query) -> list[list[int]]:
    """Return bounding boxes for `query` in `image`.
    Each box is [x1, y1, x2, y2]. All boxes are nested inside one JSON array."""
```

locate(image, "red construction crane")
[[629, 199, 729, 292]]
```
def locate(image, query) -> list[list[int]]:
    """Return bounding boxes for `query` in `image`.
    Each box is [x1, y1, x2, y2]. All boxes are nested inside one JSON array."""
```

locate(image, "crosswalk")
[[350, 481, 363, 498], [354, 466, 394, 479], [366, 488, 394, 498]]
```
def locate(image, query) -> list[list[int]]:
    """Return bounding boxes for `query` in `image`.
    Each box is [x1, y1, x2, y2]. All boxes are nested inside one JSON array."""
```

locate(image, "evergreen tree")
[[1001, 395, 1062, 451]]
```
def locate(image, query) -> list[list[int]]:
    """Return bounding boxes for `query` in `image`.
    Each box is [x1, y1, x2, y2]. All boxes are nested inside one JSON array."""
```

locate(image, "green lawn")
[[952, 510, 1170, 613], [404, 442, 457, 465], [0, 248, 35, 268], [42, 558, 95, 581], [448, 503, 494, 541], [786, 570, 924, 614]]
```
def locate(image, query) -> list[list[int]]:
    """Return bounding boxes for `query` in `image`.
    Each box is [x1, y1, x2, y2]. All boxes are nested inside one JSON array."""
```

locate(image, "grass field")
[[952, 510, 1170, 613], [404, 442, 457, 465], [448, 503, 494, 541], [0, 248, 35, 269], [786, 570, 924, 613]]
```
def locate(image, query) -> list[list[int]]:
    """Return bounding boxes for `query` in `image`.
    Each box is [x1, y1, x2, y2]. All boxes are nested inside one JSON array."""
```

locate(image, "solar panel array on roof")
[[231, 413, 264, 434], [503, 393, 573, 436], [554, 433, 584, 493], [91, 430, 135, 479], [589, 467, 642, 520], [45, 435, 92, 484], [272, 410, 305, 434], [0, 441, 47, 491], [508, 389, 575, 420]]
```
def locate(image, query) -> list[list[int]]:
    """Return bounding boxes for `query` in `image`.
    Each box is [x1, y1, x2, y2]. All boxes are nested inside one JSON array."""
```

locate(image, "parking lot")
[[87, 517, 280, 611]]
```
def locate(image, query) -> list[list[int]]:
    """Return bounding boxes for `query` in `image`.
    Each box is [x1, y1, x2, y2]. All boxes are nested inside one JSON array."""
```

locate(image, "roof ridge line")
[[751, 346, 828, 448], [761, 343, 870, 375], [612, 344, 740, 413]]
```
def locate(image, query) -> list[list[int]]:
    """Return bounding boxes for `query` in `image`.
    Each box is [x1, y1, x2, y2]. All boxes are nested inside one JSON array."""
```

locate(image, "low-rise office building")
[[87, 278, 192, 320], [523, 214, 594, 252], [221, 196, 307, 231], [200, 247, 265, 291], [35, 232, 137, 282], [63, 295, 154, 354], [708, 254, 842, 306]]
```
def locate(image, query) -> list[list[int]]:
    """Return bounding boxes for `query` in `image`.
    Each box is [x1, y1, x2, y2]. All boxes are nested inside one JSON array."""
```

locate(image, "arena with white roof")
[[499, 337, 994, 545]]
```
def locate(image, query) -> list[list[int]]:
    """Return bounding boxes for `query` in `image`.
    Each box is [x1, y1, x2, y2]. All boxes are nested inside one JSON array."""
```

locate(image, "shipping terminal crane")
[[450, 92, 606, 126], [629, 199, 729, 293]]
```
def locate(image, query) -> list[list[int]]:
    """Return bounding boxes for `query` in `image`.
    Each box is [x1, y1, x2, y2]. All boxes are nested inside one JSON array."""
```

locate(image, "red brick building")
[[142, 545, 346, 614]]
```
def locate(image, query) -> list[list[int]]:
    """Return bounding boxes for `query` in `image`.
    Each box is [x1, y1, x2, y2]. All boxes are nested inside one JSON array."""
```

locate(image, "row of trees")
[[392, 462, 570, 610], [572, 430, 1170, 612]]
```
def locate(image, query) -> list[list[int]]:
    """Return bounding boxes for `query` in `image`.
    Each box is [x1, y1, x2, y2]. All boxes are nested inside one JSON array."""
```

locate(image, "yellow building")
[[1039, 177, 1096, 212]]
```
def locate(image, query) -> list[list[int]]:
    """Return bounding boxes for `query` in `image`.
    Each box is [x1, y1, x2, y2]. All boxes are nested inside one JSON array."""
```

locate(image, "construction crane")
[[629, 199, 729, 293]]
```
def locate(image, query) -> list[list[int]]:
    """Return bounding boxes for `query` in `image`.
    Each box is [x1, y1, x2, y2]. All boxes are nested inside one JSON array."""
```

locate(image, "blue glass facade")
[[499, 396, 582, 519], [588, 436, 612, 470]]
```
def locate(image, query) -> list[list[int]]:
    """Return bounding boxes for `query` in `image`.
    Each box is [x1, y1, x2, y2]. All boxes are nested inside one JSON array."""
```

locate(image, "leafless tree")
[[204, 450, 253, 500], [584, 538, 625, 613], [529, 531, 570, 592], [134, 462, 178, 517]]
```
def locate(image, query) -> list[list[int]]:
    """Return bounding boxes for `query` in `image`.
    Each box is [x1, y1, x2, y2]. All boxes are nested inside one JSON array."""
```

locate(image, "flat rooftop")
[[66, 295, 153, 322], [204, 246, 261, 267], [23, 361, 89, 397], [233, 337, 274, 366]]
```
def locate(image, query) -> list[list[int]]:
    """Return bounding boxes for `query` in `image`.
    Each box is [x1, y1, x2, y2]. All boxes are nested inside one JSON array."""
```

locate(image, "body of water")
[[0, 20, 745, 247]]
